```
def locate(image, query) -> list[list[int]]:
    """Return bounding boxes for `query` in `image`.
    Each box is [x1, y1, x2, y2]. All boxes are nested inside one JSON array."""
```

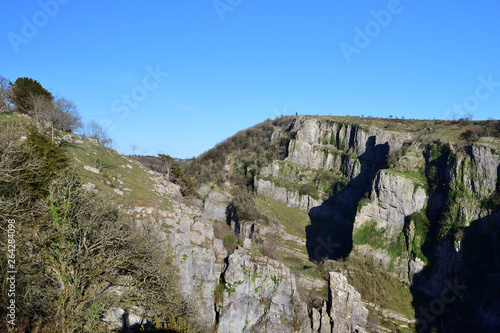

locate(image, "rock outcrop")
[[199, 185, 232, 221], [355, 170, 427, 238], [442, 144, 500, 224], [128, 116, 500, 332], [217, 247, 311, 333], [311, 272, 368, 333], [286, 118, 414, 177], [140, 200, 224, 326], [255, 178, 322, 212]]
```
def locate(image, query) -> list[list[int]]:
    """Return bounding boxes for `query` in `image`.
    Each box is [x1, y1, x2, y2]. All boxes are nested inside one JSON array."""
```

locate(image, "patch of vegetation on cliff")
[[261, 167, 348, 202], [406, 211, 431, 265], [482, 188, 500, 212], [357, 197, 371, 213], [387, 232, 406, 260], [425, 140, 452, 192], [262, 176, 320, 200], [313, 169, 349, 196], [184, 116, 297, 187], [255, 196, 310, 239], [226, 186, 262, 222], [278, 160, 300, 178], [352, 219, 385, 249]]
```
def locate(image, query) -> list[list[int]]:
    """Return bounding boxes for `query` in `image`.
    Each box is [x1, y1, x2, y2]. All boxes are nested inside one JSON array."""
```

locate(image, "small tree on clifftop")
[[11, 77, 53, 114]]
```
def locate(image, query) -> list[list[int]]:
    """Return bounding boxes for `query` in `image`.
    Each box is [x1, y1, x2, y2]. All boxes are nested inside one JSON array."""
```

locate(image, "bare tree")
[[29, 93, 58, 141], [86, 120, 114, 148], [130, 143, 138, 156], [0, 76, 12, 113], [30, 94, 83, 133], [259, 231, 282, 260], [53, 97, 83, 133], [91, 149, 105, 171]]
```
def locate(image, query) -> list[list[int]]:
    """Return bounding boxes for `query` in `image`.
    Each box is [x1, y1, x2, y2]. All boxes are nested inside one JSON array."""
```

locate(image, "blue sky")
[[1, 1, 500, 158]]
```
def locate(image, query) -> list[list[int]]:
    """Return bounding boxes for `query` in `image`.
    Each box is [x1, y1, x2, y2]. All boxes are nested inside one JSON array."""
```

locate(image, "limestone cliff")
[[150, 116, 500, 332], [217, 247, 310, 333], [228, 116, 500, 331]]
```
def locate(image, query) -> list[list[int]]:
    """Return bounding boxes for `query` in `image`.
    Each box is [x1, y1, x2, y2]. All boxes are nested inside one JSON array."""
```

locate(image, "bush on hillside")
[[11, 77, 53, 114], [226, 187, 260, 222], [460, 129, 480, 143], [0, 124, 199, 332], [85, 120, 115, 148], [184, 117, 296, 187]]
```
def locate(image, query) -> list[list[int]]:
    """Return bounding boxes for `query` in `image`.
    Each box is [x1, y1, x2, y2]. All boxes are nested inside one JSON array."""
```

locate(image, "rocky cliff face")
[[217, 247, 310, 333], [355, 170, 427, 238], [131, 116, 500, 332], [310, 272, 368, 333], [241, 116, 500, 331], [217, 247, 368, 333], [438, 144, 499, 224], [135, 202, 225, 325], [256, 178, 322, 212], [286, 118, 414, 176], [132, 183, 370, 332]]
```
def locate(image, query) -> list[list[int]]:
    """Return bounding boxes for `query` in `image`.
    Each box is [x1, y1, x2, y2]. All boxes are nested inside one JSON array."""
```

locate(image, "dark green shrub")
[[223, 234, 239, 255], [227, 187, 260, 222], [11, 77, 53, 114], [460, 129, 480, 143]]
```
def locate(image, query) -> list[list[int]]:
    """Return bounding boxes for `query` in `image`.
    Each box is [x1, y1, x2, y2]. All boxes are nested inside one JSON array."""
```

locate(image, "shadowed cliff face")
[[306, 137, 389, 261], [497, 163, 500, 190], [409, 157, 500, 333], [411, 212, 500, 333]]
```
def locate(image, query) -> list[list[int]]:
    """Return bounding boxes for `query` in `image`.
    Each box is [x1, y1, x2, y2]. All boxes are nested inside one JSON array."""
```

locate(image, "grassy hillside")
[[0, 115, 202, 332]]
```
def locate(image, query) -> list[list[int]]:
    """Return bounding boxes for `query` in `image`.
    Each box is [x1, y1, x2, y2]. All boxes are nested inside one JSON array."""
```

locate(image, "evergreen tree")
[[11, 77, 53, 114]]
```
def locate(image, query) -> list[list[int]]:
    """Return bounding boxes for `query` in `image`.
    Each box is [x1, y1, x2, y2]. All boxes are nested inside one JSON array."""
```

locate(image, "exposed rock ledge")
[[255, 178, 322, 212]]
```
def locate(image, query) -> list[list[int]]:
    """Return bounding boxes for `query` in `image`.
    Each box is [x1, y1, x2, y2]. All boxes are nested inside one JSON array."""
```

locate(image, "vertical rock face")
[[217, 248, 311, 333], [351, 169, 428, 281], [153, 200, 225, 326], [355, 170, 427, 238], [328, 272, 368, 333], [199, 186, 232, 221], [319, 301, 331, 333], [443, 145, 500, 224], [216, 247, 369, 333], [286, 118, 414, 177], [313, 273, 368, 333]]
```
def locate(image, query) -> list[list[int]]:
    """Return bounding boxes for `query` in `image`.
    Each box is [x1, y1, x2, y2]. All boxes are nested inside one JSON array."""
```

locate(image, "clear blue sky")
[[2, 0, 499, 158]]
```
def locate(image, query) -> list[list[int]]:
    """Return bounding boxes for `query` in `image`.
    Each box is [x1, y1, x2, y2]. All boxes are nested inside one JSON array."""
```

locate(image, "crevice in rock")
[[213, 254, 231, 330]]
